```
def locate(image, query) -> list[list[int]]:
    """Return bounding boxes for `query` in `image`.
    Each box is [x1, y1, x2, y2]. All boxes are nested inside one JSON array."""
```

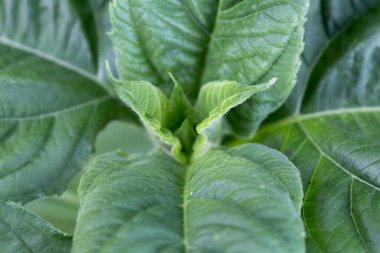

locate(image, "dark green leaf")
[[73, 144, 304, 253], [255, 4, 380, 252], [0, 1, 118, 202], [277, 0, 380, 116]]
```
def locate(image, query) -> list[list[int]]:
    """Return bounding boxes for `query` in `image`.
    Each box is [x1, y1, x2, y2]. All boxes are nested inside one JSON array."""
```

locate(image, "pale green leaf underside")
[[255, 108, 380, 253], [0, 43, 116, 202], [110, 0, 308, 137], [73, 144, 304, 253], [0, 201, 71, 253]]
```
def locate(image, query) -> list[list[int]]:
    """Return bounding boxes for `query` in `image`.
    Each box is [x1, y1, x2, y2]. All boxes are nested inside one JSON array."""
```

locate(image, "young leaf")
[[73, 144, 304, 253], [0, 201, 71, 253], [110, 0, 308, 137], [255, 4, 380, 252], [114, 80, 184, 160], [193, 79, 276, 157], [167, 74, 194, 131]]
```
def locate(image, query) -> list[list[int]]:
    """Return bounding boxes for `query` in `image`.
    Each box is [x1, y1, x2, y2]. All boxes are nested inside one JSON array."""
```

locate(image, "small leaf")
[[73, 144, 304, 253], [0, 201, 71, 253], [114, 80, 184, 160], [168, 74, 195, 130], [193, 79, 276, 157]]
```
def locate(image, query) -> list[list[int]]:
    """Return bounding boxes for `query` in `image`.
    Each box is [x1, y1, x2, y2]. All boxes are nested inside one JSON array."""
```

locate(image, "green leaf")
[[114, 80, 184, 160], [275, 0, 380, 116], [167, 74, 195, 131], [110, 0, 308, 137], [254, 4, 380, 252], [256, 109, 380, 253], [0, 201, 71, 252], [193, 79, 276, 158], [73, 144, 304, 253], [0, 3, 118, 202], [0, 0, 96, 73]]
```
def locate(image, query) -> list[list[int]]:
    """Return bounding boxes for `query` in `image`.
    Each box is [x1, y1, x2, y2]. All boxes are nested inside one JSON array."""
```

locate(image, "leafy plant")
[[2, 0, 379, 252]]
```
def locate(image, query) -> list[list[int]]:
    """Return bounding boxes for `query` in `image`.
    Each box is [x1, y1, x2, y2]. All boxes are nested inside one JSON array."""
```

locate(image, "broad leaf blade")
[[73, 144, 304, 253], [255, 3, 380, 251], [256, 109, 380, 252], [277, 0, 380, 116], [110, 0, 308, 136], [0, 201, 71, 253], [0, 0, 96, 73], [0, 42, 116, 202]]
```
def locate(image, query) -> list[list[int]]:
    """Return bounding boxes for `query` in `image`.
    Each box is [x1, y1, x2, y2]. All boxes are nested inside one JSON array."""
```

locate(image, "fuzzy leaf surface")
[[73, 144, 304, 253], [0, 201, 71, 253]]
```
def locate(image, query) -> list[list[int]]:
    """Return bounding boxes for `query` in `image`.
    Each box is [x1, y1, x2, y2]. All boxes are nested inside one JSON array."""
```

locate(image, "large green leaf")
[[73, 144, 304, 253], [0, 1, 118, 202], [275, 0, 380, 116], [110, 0, 308, 137], [0, 0, 97, 73], [70, 0, 118, 80], [0, 201, 71, 252], [255, 3, 380, 252]]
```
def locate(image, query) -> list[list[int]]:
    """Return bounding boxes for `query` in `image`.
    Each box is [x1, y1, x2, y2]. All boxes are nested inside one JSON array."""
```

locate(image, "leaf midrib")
[[0, 37, 107, 92], [261, 107, 380, 130], [259, 106, 380, 192], [297, 121, 380, 192], [0, 96, 111, 121], [295, 2, 380, 113]]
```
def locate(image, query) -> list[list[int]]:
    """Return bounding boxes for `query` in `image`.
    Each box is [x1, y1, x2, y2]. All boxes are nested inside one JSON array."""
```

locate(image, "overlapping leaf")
[[255, 3, 380, 252], [114, 78, 274, 161], [73, 144, 304, 253], [0, 201, 71, 252], [110, 0, 308, 137]]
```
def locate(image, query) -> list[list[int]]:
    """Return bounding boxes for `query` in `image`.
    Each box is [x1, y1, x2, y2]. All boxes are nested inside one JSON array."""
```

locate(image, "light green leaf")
[[193, 79, 276, 157], [114, 80, 184, 160], [73, 144, 304, 253], [0, 201, 71, 252], [110, 0, 308, 137], [255, 4, 380, 252]]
